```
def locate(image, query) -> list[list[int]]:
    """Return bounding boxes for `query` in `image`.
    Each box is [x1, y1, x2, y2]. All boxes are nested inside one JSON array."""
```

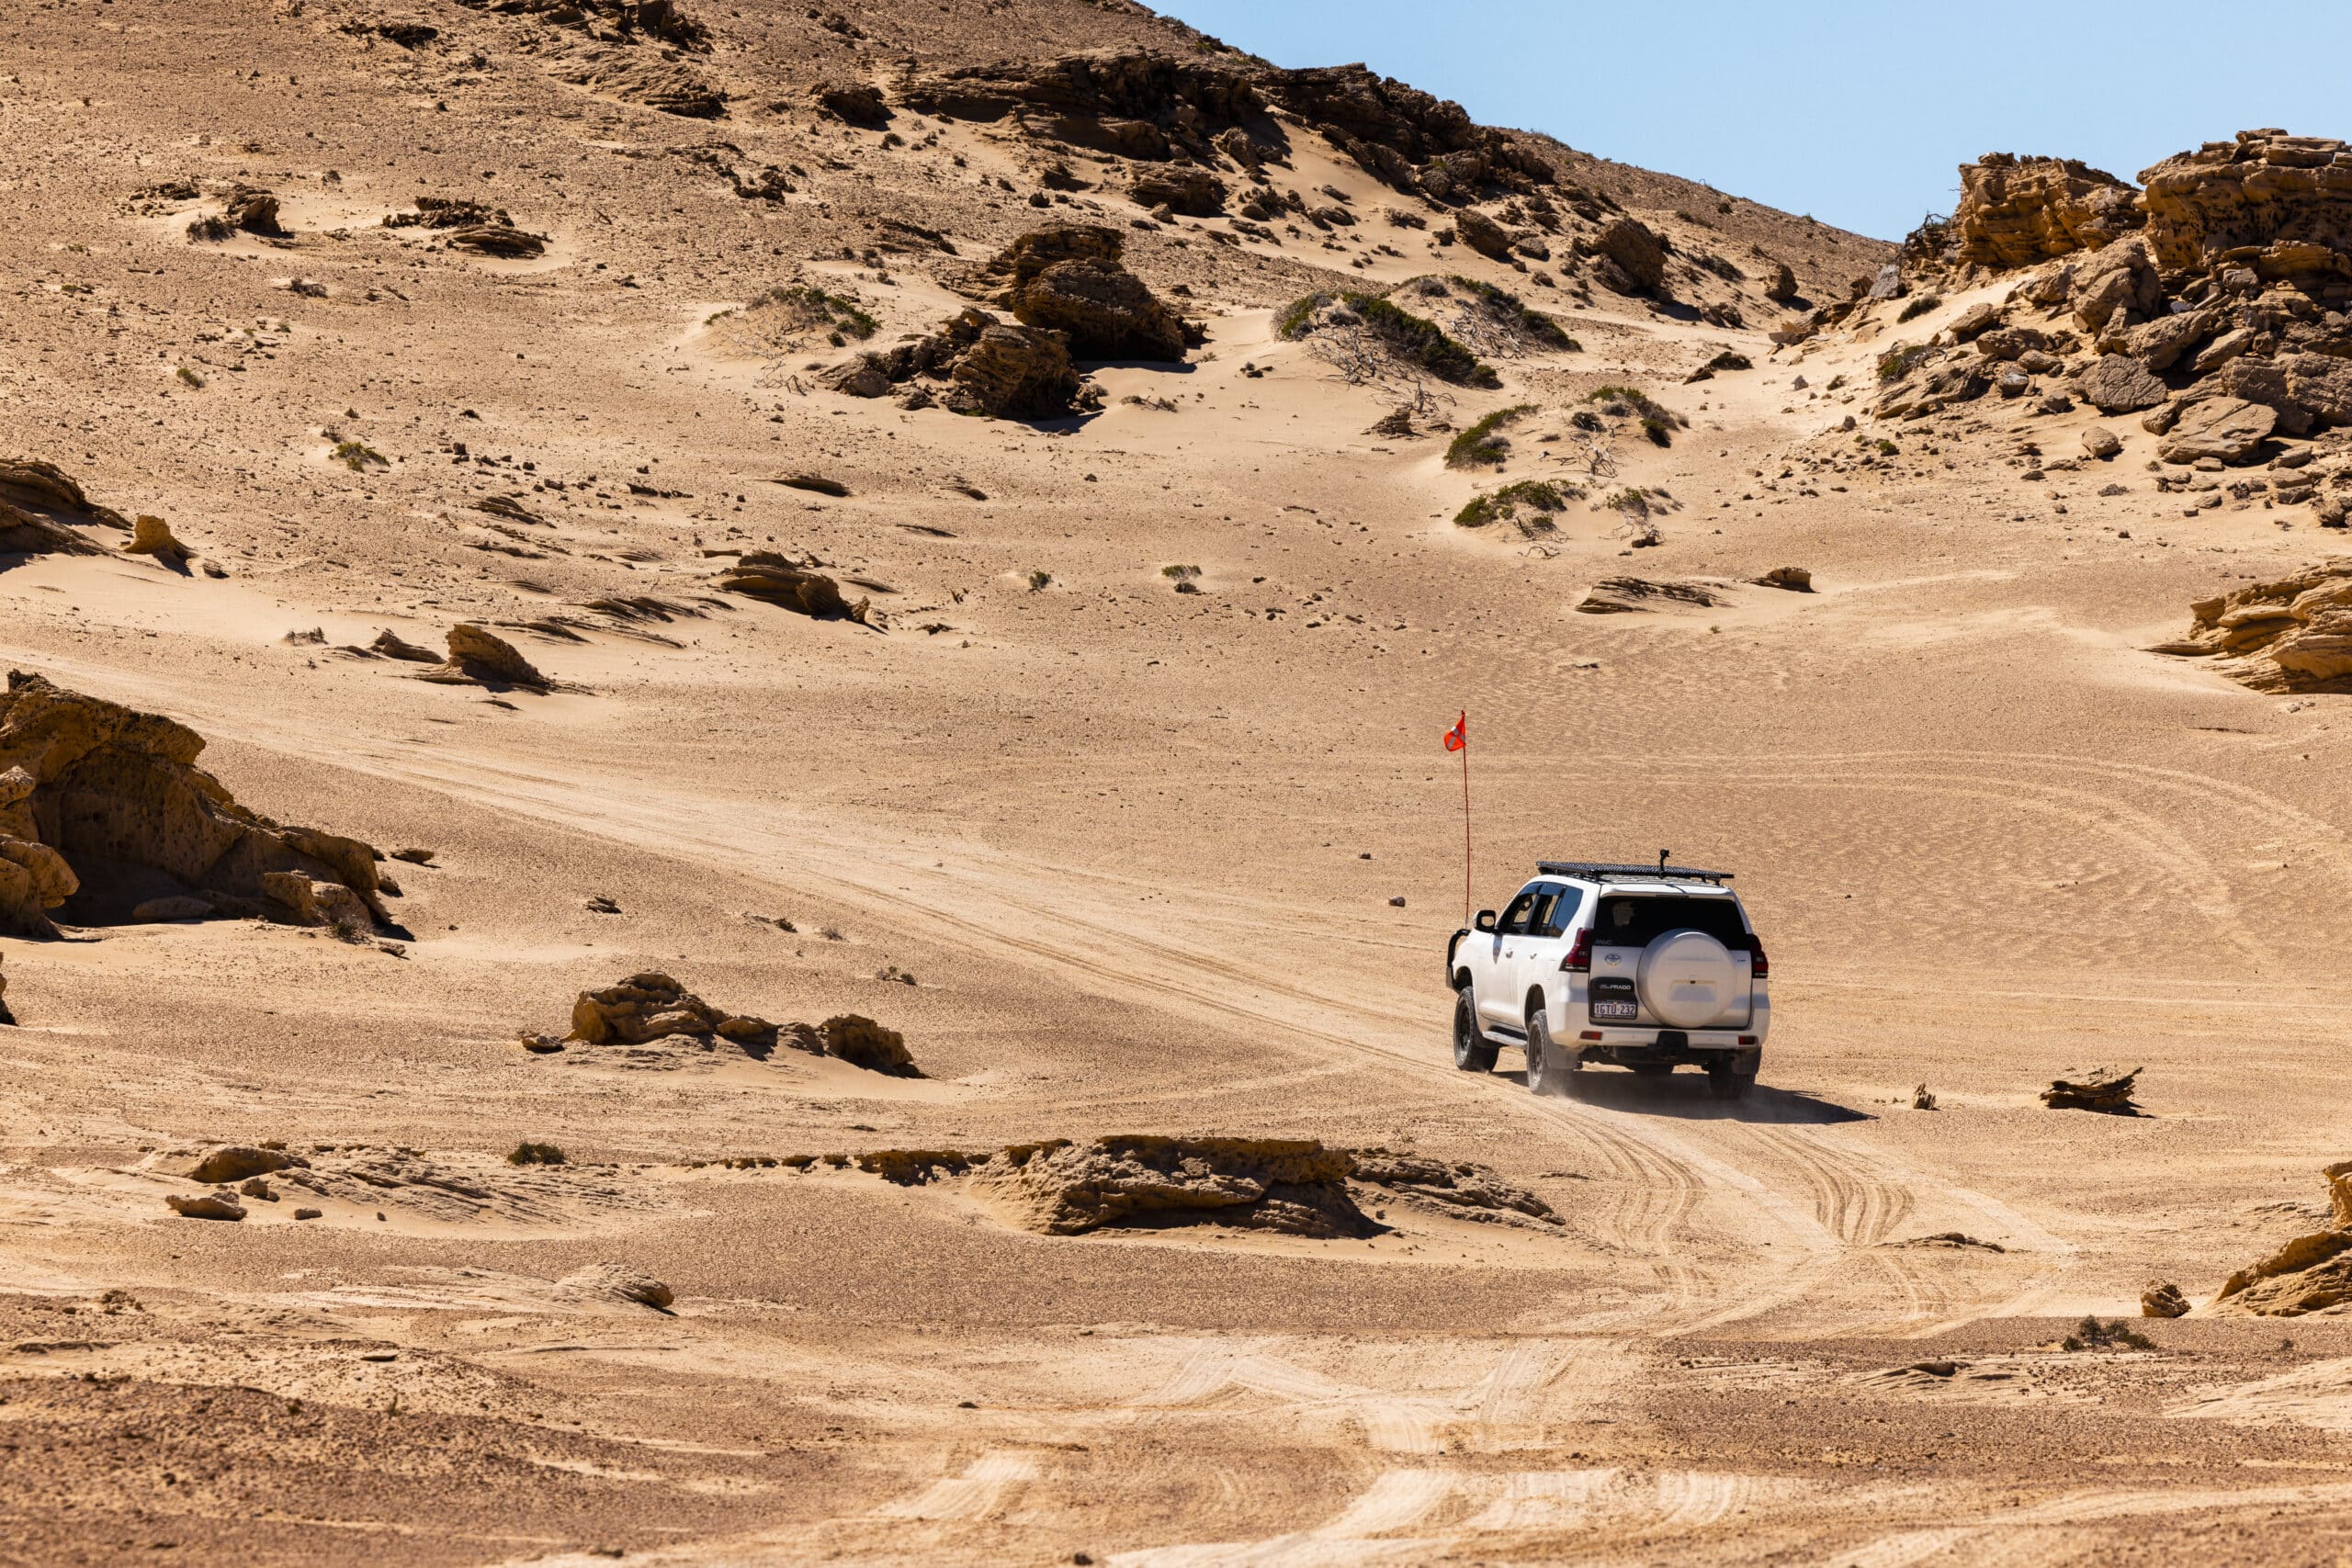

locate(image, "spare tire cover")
[[1637, 928, 1737, 1028]]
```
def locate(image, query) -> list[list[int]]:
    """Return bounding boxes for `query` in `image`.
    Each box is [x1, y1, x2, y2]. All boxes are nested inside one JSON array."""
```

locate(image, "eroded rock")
[[187, 1145, 309, 1185], [2041, 1066, 2141, 1113], [971, 225, 1190, 361], [0, 458, 130, 559], [717, 552, 869, 621], [2156, 397, 2276, 464], [1591, 217, 1666, 294], [2161, 561, 2352, 693], [165, 1192, 247, 1221], [0, 671, 386, 936], [1952, 152, 2142, 269], [568, 971, 775, 1045], [558, 1261, 674, 1311], [418, 625, 556, 692], [971, 1135, 1370, 1236]]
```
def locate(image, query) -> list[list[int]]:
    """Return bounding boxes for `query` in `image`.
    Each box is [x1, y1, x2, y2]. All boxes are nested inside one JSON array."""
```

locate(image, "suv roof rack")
[[1537, 860, 1734, 886]]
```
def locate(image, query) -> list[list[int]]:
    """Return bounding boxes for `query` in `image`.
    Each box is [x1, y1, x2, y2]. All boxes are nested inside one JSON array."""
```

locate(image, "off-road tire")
[[1452, 985, 1497, 1073], [1525, 1010, 1561, 1095], [1708, 1066, 1756, 1100]]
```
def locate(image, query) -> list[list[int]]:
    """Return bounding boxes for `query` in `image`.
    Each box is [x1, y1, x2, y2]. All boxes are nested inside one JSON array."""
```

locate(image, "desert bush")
[[1445, 403, 1534, 468], [508, 1141, 567, 1167]]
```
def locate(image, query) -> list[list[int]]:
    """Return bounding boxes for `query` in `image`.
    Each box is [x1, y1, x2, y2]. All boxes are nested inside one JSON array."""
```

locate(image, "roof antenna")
[[1658, 848, 1670, 875]]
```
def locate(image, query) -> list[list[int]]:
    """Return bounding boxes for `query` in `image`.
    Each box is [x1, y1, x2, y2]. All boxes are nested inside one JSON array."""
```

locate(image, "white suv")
[[1445, 860, 1770, 1099]]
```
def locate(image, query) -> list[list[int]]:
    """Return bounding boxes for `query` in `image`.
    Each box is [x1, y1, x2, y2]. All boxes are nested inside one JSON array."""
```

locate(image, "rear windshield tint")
[[1593, 895, 1751, 949]]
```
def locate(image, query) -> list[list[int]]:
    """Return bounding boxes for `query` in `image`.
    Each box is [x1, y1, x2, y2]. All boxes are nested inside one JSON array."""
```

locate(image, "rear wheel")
[[1452, 986, 1497, 1073], [1526, 1010, 1566, 1095], [1708, 1066, 1757, 1100]]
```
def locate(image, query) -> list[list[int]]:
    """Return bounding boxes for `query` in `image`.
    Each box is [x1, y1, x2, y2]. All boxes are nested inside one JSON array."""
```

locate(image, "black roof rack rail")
[[1536, 860, 1734, 886]]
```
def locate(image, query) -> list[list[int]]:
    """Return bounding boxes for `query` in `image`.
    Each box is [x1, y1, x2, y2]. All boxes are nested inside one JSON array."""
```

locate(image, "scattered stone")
[[0, 671, 387, 937], [798, 1013, 918, 1076], [417, 624, 558, 692], [165, 1192, 247, 1221], [830, 306, 1088, 419], [2082, 427, 2123, 460], [2041, 1066, 2140, 1113], [390, 847, 435, 865], [122, 514, 192, 566], [1753, 565, 1814, 592], [567, 971, 775, 1046], [1129, 167, 1224, 217], [2143, 1280, 2190, 1319], [718, 552, 870, 622], [1453, 207, 1518, 263], [294, 1207, 322, 1220], [2155, 397, 2277, 465], [774, 473, 849, 497], [238, 1177, 277, 1201], [2077, 355, 2169, 413]]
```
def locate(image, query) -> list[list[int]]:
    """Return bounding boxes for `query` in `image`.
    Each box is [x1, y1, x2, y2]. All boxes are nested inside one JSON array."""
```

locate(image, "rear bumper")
[[1573, 1029, 1761, 1071]]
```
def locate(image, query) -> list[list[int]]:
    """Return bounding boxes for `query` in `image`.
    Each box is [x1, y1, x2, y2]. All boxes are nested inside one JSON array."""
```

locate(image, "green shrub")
[[175, 366, 204, 389], [1896, 293, 1942, 323], [1447, 276, 1578, 349], [1878, 344, 1935, 382], [1445, 403, 1535, 468], [1640, 414, 1672, 446], [508, 1141, 566, 1166], [1159, 564, 1202, 580], [1454, 479, 1573, 527], [1027, 568, 1051, 591], [1279, 290, 1498, 387], [331, 440, 386, 471], [1874, 437, 1899, 457], [752, 284, 876, 340], [1600, 487, 1649, 513]]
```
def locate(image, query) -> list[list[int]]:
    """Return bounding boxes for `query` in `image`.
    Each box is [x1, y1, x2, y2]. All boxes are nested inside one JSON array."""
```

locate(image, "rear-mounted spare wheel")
[[1637, 928, 1738, 1028]]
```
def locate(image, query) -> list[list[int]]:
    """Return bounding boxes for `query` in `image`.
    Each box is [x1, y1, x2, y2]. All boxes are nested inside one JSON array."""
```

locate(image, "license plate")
[[1590, 1000, 1637, 1021]]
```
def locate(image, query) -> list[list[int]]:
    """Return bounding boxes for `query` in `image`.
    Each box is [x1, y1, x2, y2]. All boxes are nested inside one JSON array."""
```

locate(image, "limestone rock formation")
[[370, 629, 441, 663], [2069, 235, 2162, 333], [2139, 131, 2352, 287], [187, 1145, 308, 1185], [2040, 1066, 2140, 1112], [1453, 208, 1517, 263], [418, 624, 555, 691], [384, 197, 548, 257], [558, 1261, 675, 1311], [568, 971, 776, 1045], [0, 458, 130, 559], [2159, 561, 2352, 693], [1754, 566, 1814, 592], [969, 1135, 1372, 1236], [1350, 1151, 1559, 1227], [814, 80, 888, 126], [165, 1192, 247, 1221], [1129, 166, 1224, 216], [799, 1013, 917, 1076], [2143, 1280, 2190, 1319], [899, 47, 1266, 164], [0, 671, 387, 937], [970, 226, 1189, 361], [1952, 153, 2143, 269], [122, 514, 191, 566], [829, 306, 1088, 419], [1591, 217, 1667, 294], [1764, 261, 1798, 302], [717, 552, 869, 621], [2211, 1162, 2352, 1315]]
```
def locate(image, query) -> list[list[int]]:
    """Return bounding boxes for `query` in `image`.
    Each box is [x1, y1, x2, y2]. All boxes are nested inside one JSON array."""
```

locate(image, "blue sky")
[[1153, 1, 2352, 241]]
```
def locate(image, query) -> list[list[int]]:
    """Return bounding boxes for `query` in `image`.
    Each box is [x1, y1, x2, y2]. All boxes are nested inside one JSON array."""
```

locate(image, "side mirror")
[[1474, 908, 1498, 933]]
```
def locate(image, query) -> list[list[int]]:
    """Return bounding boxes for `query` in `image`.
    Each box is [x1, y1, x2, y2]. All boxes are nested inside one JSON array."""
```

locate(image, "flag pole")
[[1459, 714, 1471, 927]]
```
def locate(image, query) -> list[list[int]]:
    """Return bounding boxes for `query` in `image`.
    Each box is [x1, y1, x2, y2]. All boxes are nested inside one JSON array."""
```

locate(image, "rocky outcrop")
[[1129, 166, 1224, 216], [969, 226, 1190, 361], [1, 458, 130, 559], [2158, 561, 2352, 693], [970, 1135, 1372, 1236], [569, 971, 776, 1045], [1453, 208, 1516, 263], [1590, 217, 1667, 294], [0, 671, 387, 937], [1350, 1150, 1560, 1228], [188, 1145, 308, 1185], [2076, 355, 2168, 413], [2211, 1162, 2352, 1315], [814, 80, 888, 126], [384, 197, 548, 257], [187, 185, 280, 240], [2041, 1066, 2140, 1112], [452, 0, 708, 50], [830, 306, 1089, 419], [417, 625, 556, 691], [561, 974, 919, 1076], [717, 552, 869, 621], [557, 1262, 674, 1311], [1952, 153, 2142, 269], [2139, 131, 2352, 288], [122, 514, 192, 566], [1764, 261, 1798, 302], [1262, 63, 1555, 200]]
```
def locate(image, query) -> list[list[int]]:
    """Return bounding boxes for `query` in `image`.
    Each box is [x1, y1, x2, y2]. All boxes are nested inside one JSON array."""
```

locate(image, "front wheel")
[[1453, 986, 1498, 1073]]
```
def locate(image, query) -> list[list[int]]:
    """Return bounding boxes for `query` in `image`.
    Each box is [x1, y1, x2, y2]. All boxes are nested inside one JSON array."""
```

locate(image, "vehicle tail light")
[[1560, 930, 1592, 973], [1579, 1031, 1602, 1042], [1747, 938, 1769, 978]]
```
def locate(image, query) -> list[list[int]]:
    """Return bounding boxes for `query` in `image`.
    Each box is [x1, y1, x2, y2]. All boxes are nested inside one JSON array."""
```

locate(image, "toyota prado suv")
[[1444, 860, 1769, 1100]]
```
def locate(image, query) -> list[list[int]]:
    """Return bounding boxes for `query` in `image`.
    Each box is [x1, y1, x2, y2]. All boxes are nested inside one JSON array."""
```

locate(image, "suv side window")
[[1541, 887, 1583, 937], [1497, 890, 1538, 936]]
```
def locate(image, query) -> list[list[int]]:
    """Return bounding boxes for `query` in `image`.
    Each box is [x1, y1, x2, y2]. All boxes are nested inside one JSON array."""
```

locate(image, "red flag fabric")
[[1443, 712, 1466, 752]]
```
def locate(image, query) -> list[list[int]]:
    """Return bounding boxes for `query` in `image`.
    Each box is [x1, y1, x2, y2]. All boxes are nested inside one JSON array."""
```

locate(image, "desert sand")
[[5, 2, 2352, 1563]]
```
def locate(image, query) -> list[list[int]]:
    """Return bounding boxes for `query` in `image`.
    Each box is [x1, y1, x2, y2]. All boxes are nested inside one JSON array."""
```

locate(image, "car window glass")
[[1523, 890, 1556, 937], [1542, 887, 1583, 937], [1595, 894, 1749, 947], [1498, 891, 1536, 935]]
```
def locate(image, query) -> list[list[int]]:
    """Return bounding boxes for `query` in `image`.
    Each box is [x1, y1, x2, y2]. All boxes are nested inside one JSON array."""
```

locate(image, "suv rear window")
[[1593, 894, 1751, 949]]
